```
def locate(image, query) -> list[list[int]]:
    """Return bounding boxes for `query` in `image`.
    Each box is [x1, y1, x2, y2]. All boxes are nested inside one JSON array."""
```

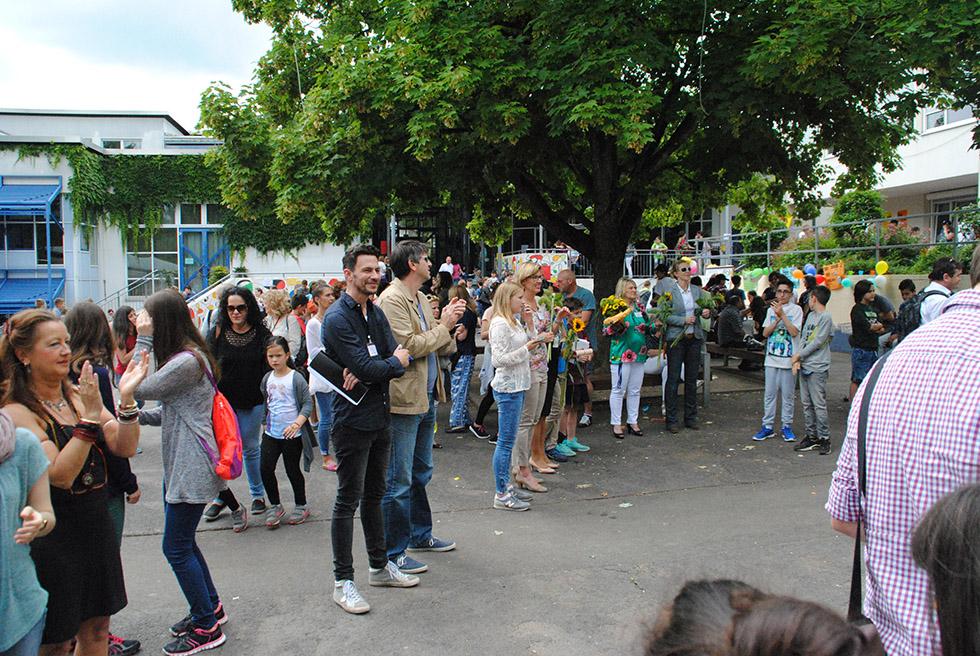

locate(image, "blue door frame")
[[179, 228, 229, 291]]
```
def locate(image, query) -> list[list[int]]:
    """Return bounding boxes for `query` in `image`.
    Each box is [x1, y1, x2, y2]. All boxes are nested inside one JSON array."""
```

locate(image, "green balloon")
[[241, 281, 254, 291], [841, 278, 853, 288]]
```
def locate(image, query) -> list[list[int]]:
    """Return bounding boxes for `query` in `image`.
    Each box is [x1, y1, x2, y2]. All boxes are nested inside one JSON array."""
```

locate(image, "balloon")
[[874, 275, 887, 287], [689, 261, 699, 275], [798, 231, 807, 239], [875, 260, 889, 275], [792, 269, 805, 279], [841, 278, 853, 288], [815, 275, 825, 284], [804, 264, 817, 276], [857, 270, 864, 276], [241, 281, 254, 291]]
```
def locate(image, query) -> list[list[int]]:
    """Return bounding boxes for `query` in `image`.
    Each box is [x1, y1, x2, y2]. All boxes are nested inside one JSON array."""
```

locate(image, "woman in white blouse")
[[488, 282, 544, 511]]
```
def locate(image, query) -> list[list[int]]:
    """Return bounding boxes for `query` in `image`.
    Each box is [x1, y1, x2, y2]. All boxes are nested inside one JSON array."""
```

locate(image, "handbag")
[[848, 350, 892, 624], [183, 351, 244, 480]]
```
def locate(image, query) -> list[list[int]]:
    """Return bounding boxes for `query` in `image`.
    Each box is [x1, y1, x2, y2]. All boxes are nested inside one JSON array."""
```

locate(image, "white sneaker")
[[369, 561, 421, 588], [333, 580, 370, 614], [494, 491, 530, 511]]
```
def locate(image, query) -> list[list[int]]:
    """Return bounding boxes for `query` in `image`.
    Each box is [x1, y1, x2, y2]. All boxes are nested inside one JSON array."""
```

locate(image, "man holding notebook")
[[320, 243, 414, 614]]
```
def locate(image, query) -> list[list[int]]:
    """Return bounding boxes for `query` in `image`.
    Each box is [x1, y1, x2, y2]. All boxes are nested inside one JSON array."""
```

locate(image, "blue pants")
[[314, 391, 335, 456], [235, 404, 266, 499], [383, 394, 436, 559], [449, 354, 475, 428], [491, 390, 524, 494], [0, 610, 44, 656], [162, 502, 219, 629]]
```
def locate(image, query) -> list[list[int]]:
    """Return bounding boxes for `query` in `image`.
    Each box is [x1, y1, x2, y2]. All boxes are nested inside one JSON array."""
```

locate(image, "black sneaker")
[[794, 436, 822, 452], [171, 603, 228, 636], [163, 624, 225, 655], [819, 439, 832, 455], [468, 424, 490, 439], [250, 499, 267, 516], [108, 634, 141, 656], [202, 501, 225, 523], [487, 434, 498, 445]]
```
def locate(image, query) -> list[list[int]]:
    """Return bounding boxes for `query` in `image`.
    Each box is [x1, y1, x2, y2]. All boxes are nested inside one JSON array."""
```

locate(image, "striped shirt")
[[826, 288, 980, 656]]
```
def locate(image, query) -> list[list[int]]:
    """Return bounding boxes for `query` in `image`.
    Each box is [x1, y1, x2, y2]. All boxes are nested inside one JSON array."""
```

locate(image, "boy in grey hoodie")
[[792, 285, 833, 454]]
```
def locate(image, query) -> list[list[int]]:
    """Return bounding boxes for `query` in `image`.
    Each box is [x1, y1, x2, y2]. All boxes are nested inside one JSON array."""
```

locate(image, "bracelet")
[[40, 517, 48, 532], [116, 414, 139, 425], [117, 401, 138, 413], [72, 425, 98, 443]]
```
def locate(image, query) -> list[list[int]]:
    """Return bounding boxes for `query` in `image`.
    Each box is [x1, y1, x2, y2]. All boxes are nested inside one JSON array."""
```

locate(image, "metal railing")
[[502, 207, 978, 278], [95, 270, 175, 312]]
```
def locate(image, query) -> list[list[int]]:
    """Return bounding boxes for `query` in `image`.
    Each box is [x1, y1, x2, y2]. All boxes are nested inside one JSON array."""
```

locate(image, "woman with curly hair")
[[262, 289, 302, 358], [604, 277, 653, 438]]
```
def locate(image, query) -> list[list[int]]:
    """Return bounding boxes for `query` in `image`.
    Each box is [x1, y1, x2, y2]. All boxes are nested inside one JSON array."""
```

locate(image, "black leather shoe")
[[666, 424, 680, 434], [612, 430, 625, 439], [627, 425, 644, 436]]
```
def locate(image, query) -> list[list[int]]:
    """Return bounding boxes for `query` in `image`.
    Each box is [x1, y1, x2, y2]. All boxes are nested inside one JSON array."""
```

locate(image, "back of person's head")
[[64, 301, 114, 373], [725, 291, 742, 307], [811, 285, 831, 307], [691, 276, 703, 287], [563, 296, 584, 312], [731, 275, 742, 288], [389, 240, 428, 280], [449, 281, 476, 312], [748, 290, 757, 299], [929, 256, 962, 282], [263, 289, 291, 319], [144, 289, 217, 376], [804, 275, 817, 290], [898, 278, 916, 294], [644, 579, 882, 656], [911, 484, 980, 656], [291, 293, 309, 311], [853, 279, 873, 303], [654, 264, 668, 277]]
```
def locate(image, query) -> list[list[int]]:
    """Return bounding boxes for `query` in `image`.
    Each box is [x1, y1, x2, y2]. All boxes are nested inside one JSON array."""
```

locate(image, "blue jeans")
[[850, 347, 878, 384], [492, 389, 525, 494], [314, 391, 335, 456], [449, 354, 475, 427], [383, 394, 436, 559], [235, 404, 266, 499], [162, 502, 219, 629], [0, 610, 44, 656]]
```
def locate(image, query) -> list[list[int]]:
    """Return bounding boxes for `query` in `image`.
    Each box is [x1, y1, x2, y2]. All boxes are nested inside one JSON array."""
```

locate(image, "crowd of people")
[[0, 239, 977, 655]]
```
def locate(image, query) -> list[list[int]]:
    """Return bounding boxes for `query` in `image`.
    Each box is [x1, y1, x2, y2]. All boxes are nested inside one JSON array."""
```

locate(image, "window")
[[0, 214, 64, 264], [932, 197, 975, 241], [102, 138, 142, 150], [180, 204, 201, 224], [36, 222, 65, 265], [925, 106, 974, 130], [205, 204, 228, 225], [5, 217, 34, 250], [126, 225, 178, 295]]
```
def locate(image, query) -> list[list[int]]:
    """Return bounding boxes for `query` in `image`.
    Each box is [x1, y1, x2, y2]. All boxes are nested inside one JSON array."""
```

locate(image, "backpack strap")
[[179, 349, 218, 393], [848, 349, 892, 622]]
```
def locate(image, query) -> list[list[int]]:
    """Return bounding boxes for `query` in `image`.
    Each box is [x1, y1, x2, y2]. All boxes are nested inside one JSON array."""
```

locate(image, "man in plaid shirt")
[[826, 248, 980, 655]]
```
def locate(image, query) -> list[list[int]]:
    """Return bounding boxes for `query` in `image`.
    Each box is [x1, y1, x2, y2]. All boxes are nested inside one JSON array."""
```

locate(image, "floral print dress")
[[605, 306, 654, 365]]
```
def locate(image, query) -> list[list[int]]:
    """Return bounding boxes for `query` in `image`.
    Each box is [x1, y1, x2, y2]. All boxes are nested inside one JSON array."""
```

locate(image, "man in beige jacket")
[[377, 240, 465, 575]]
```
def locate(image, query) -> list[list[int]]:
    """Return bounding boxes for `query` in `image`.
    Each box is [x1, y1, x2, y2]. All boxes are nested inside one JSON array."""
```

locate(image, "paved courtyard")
[[114, 354, 859, 655]]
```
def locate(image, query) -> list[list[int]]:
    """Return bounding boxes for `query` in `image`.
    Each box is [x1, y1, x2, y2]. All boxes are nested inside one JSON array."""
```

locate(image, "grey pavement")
[[114, 353, 859, 655]]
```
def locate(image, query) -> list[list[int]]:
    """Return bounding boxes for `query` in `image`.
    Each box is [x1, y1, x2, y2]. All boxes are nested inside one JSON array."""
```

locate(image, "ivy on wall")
[[1, 143, 327, 254]]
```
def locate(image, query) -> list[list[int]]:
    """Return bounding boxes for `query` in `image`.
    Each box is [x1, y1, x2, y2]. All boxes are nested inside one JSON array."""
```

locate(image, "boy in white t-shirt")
[[753, 277, 803, 442]]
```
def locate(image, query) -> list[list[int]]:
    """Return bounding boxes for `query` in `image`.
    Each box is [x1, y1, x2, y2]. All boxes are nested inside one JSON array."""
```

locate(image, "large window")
[[0, 214, 64, 264], [933, 197, 976, 242], [127, 229, 178, 294], [925, 106, 974, 130], [102, 138, 142, 150]]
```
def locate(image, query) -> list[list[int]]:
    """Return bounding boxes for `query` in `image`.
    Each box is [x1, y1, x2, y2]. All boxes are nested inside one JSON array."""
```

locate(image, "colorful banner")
[[496, 251, 570, 282]]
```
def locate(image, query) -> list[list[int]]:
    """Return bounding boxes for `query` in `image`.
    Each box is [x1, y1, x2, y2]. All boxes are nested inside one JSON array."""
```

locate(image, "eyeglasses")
[[776, 289, 792, 295], [678, 267, 690, 272], [529, 274, 543, 280], [227, 304, 248, 314]]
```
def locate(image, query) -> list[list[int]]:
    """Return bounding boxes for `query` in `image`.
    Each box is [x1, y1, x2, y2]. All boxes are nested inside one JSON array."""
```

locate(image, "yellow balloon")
[[875, 260, 889, 275], [784, 214, 793, 228]]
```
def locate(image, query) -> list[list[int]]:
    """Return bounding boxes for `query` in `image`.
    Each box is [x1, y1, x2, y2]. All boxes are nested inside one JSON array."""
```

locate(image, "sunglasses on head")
[[227, 304, 248, 313]]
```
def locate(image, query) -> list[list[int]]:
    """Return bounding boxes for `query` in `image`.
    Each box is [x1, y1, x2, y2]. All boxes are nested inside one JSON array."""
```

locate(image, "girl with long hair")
[[132, 290, 230, 655], [65, 302, 142, 656], [487, 282, 537, 511], [111, 306, 138, 385], [446, 282, 481, 435], [1, 309, 148, 656], [203, 286, 272, 529]]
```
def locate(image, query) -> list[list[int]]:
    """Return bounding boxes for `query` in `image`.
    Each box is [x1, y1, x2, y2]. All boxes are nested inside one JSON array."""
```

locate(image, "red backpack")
[[183, 351, 243, 480]]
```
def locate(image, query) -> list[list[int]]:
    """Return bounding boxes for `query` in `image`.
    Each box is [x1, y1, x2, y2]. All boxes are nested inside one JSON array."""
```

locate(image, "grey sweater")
[[134, 336, 224, 504], [797, 311, 833, 373]]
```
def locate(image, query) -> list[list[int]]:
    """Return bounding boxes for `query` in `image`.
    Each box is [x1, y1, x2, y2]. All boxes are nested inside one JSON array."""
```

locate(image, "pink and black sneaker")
[[163, 623, 225, 655]]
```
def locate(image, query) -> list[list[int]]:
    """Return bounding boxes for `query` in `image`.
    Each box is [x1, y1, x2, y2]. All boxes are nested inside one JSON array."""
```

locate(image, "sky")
[[0, 0, 273, 132]]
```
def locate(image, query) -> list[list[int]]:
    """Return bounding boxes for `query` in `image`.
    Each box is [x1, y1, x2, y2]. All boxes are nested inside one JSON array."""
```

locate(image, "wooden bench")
[[706, 342, 765, 369]]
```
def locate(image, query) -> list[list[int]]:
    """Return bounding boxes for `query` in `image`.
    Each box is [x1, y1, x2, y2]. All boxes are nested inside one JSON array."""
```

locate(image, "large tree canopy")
[[202, 0, 978, 294]]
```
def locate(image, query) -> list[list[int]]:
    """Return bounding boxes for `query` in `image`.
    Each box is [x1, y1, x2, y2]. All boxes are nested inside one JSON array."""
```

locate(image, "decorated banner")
[[497, 250, 570, 282], [822, 261, 845, 290]]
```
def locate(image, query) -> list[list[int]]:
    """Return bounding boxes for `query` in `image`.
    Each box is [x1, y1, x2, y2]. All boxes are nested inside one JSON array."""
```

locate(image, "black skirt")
[[30, 487, 127, 644]]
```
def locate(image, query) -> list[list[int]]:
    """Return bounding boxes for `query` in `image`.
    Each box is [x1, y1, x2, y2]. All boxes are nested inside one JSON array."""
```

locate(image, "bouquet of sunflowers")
[[599, 295, 631, 325]]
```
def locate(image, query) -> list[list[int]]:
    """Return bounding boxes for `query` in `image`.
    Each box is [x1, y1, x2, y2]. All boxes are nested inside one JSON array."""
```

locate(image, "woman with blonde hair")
[[605, 277, 654, 438], [511, 263, 562, 492], [262, 289, 302, 358], [487, 282, 538, 511]]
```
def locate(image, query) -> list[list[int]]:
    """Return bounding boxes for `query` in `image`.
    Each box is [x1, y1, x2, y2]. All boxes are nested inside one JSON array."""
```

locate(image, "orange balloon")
[[792, 269, 805, 279]]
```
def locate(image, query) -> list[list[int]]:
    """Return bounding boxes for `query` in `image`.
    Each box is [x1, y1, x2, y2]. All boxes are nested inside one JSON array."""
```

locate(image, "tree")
[[202, 0, 979, 299]]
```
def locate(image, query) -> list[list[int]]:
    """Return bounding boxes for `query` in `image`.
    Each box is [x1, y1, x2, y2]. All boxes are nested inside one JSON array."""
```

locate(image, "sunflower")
[[572, 317, 586, 333]]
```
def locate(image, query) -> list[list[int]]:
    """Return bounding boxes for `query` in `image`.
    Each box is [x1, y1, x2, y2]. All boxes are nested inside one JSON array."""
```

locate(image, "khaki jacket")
[[377, 278, 456, 414]]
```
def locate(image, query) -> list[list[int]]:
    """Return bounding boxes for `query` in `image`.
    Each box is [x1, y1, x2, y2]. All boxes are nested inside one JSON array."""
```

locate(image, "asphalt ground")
[[112, 353, 860, 656]]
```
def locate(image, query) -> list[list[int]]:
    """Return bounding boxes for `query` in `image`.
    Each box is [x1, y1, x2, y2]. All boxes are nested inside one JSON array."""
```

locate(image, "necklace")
[[41, 397, 69, 411]]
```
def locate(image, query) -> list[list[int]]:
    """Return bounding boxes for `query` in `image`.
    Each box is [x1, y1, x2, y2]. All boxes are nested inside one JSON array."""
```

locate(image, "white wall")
[[239, 243, 347, 280], [0, 114, 182, 152]]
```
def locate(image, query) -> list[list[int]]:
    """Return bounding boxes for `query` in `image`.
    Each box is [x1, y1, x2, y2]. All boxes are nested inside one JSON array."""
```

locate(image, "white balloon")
[[798, 231, 807, 239], [874, 275, 887, 287]]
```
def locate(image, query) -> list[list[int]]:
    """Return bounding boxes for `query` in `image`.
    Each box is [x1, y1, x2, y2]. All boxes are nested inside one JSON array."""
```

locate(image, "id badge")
[[367, 343, 379, 357]]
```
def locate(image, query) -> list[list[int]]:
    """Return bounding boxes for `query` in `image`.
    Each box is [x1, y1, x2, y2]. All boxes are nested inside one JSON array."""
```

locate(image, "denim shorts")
[[850, 347, 878, 384]]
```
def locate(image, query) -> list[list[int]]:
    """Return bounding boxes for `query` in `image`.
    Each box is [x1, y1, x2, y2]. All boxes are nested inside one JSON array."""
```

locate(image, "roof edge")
[[0, 108, 189, 135]]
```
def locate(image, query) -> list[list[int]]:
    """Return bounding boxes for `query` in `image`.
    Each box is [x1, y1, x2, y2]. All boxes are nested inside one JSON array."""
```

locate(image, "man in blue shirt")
[[555, 269, 597, 425], [321, 244, 413, 614]]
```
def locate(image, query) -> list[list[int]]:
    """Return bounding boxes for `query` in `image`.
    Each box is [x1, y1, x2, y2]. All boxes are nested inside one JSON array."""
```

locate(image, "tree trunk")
[[589, 228, 628, 368]]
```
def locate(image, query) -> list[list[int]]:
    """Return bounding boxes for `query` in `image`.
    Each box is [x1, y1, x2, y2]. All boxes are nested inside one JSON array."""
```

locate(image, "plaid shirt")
[[826, 288, 980, 656]]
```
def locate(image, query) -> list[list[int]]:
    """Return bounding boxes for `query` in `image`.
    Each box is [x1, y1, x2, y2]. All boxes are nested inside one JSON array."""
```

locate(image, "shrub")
[[208, 265, 229, 286], [830, 190, 884, 240]]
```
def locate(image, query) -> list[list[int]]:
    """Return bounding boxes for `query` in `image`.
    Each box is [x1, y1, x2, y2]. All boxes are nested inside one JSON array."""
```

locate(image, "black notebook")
[[309, 352, 369, 406]]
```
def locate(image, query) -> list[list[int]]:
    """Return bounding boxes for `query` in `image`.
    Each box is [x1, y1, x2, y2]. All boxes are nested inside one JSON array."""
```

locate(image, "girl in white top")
[[488, 282, 545, 511], [305, 284, 339, 471]]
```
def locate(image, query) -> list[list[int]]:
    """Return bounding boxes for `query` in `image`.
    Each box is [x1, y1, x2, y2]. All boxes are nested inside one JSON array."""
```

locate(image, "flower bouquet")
[[695, 293, 722, 332], [599, 295, 630, 326]]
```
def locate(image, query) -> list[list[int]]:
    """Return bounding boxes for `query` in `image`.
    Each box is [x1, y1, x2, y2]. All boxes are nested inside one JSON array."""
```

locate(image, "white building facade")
[[0, 109, 346, 313]]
